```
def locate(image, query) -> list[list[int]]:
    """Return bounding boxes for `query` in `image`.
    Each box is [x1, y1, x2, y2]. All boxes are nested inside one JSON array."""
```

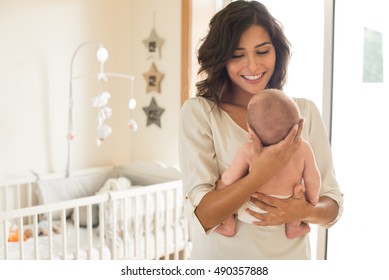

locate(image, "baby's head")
[[247, 89, 301, 146]]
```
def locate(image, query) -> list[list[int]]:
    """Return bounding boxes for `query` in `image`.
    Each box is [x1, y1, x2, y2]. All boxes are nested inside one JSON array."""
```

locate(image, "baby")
[[216, 89, 321, 238]]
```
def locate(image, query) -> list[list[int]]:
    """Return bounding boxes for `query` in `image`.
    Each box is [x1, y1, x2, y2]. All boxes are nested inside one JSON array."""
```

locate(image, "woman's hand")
[[248, 118, 304, 184], [247, 184, 314, 226]]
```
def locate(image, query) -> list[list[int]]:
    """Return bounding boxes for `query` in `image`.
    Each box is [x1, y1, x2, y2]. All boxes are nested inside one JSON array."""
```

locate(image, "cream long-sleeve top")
[[178, 96, 343, 260]]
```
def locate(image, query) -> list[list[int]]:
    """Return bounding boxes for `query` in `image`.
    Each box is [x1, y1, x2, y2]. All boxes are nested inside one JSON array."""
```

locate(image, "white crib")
[[0, 161, 190, 260]]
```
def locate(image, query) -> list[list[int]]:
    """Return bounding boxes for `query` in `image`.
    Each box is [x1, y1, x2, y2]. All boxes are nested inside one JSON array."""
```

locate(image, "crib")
[[0, 161, 190, 260]]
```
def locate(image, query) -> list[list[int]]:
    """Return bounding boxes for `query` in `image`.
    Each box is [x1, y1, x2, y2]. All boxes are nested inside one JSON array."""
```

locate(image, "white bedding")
[[1, 214, 187, 260], [0, 220, 110, 260]]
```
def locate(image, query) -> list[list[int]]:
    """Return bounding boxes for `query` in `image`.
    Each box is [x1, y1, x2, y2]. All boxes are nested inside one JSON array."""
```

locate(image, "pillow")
[[116, 160, 181, 186], [36, 167, 115, 220], [70, 176, 131, 228], [96, 177, 132, 194], [95, 177, 132, 240]]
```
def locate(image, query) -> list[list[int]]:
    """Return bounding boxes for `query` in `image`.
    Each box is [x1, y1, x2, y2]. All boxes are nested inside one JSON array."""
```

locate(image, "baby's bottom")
[[237, 195, 291, 224], [237, 201, 267, 224]]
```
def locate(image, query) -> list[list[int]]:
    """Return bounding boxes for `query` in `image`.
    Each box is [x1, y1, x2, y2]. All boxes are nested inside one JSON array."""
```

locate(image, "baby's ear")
[[247, 126, 255, 139], [247, 125, 263, 145]]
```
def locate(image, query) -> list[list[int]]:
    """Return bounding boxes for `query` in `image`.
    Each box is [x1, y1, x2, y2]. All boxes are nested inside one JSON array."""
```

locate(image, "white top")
[[178, 96, 343, 260]]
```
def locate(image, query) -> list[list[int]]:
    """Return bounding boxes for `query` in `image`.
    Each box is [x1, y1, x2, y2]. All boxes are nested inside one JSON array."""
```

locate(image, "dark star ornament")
[[142, 97, 165, 128]]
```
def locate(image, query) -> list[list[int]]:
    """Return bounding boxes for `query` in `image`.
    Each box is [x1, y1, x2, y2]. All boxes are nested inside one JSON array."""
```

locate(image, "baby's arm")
[[220, 142, 252, 187], [302, 140, 321, 205], [215, 143, 252, 237]]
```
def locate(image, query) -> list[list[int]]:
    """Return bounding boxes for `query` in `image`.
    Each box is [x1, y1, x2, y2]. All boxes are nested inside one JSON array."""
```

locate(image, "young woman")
[[178, 1, 343, 259]]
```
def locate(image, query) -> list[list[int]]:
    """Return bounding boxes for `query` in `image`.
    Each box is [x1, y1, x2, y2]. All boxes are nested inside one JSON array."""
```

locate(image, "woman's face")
[[226, 25, 276, 98]]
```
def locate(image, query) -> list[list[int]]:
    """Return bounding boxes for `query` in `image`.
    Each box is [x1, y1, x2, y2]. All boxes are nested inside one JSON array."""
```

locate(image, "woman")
[[178, 1, 343, 259]]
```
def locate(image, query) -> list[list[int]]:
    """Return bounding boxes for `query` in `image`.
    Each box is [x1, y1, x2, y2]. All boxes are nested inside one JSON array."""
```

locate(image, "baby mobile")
[[67, 41, 137, 177], [142, 12, 165, 128]]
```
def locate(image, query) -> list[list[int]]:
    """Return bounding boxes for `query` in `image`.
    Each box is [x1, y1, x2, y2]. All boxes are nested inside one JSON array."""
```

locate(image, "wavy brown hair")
[[196, 1, 291, 108]]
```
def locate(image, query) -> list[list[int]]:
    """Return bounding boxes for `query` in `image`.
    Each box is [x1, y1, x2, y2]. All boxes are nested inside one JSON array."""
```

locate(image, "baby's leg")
[[285, 221, 311, 239], [215, 214, 237, 237]]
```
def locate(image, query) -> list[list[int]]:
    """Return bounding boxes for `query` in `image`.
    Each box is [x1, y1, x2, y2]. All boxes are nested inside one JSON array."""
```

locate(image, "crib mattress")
[[1, 218, 187, 260]]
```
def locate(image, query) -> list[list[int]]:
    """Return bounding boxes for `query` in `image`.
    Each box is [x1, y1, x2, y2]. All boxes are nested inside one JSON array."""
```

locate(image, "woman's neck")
[[222, 86, 253, 108]]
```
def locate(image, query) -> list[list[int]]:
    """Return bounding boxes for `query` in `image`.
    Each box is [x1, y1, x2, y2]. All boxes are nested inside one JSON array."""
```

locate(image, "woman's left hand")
[[247, 184, 314, 226]]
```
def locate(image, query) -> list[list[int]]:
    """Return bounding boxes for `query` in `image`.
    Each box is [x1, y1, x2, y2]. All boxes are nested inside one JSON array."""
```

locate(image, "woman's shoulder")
[[292, 97, 321, 119], [181, 96, 215, 110], [180, 96, 218, 124], [292, 97, 317, 111]]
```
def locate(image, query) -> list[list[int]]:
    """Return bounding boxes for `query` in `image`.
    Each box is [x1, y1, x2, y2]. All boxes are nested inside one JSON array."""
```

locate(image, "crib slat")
[[111, 200, 117, 259], [99, 202, 105, 260], [33, 214, 39, 259], [61, 209, 67, 260], [4, 185, 9, 211], [87, 204, 93, 260], [48, 212, 53, 259], [73, 207, 80, 260], [154, 191, 159, 259], [2, 220, 8, 259], [174, 188, 182, 260], [134, 196, 139, 257], [164, 190, 169, 260], [27, 183, 33, 225], [144, 194, 150, 259], [18, 217, 24, 259], [16, 184, 21, 210], [123, 197, 128, 259]]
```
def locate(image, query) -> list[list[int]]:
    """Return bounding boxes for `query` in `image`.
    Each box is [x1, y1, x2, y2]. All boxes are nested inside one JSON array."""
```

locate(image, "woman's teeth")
[[243, 74, 262, 80]]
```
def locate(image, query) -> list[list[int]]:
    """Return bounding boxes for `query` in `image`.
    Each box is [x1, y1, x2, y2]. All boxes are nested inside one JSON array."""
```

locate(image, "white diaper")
[[237, 194, 291, 224]]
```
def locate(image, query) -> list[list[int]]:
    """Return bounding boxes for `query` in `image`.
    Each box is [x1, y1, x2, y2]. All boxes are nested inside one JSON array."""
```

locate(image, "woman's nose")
[[246, 55, 259, 71]]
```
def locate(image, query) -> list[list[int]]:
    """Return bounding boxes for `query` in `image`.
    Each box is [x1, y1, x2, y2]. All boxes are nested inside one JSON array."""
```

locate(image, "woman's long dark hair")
[[196, 1, 291, 108]]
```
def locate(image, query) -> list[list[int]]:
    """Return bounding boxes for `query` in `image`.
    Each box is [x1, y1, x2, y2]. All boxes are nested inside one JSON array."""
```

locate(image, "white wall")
[[128, 1, 181, 168], [0, 0, 181, 180]]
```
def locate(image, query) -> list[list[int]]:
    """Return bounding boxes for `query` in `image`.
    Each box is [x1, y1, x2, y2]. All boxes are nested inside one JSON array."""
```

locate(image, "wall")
[[0, 0, 181, 180], [127, 1, 181, 168]]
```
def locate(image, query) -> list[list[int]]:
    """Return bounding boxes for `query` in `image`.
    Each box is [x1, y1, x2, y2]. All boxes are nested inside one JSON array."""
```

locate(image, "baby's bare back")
[[251, 140, 316, 197]]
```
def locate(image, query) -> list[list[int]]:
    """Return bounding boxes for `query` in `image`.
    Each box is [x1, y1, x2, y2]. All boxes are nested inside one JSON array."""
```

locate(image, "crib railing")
[[0, 179, 189, 260], [1, 194, 109, 260], [106, 181, 184, 260], [0, 176, 37, 213]]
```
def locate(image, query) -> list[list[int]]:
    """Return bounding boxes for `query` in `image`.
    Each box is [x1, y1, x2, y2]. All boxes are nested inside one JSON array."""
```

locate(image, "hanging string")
[[128, 76, 138, 131]]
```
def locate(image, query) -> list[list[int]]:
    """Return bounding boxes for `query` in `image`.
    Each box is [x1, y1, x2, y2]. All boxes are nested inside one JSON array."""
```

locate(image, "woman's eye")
[[231, 54, 244, 59], [257, 50, 269, 55]]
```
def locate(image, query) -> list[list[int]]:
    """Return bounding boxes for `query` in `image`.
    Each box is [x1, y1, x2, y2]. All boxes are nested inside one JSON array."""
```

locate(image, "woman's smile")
[[242, 72, 264, 82]]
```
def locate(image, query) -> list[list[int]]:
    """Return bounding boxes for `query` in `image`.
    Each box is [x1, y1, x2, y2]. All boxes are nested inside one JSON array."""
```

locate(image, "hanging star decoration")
[[143, 62, 164, 93], [142, 96, 165, 128], [143, 28, 164, 60]]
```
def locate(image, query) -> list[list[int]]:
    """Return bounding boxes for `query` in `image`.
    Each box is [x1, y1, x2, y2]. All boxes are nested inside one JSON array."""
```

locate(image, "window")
[[327, 0, 389, 262]]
